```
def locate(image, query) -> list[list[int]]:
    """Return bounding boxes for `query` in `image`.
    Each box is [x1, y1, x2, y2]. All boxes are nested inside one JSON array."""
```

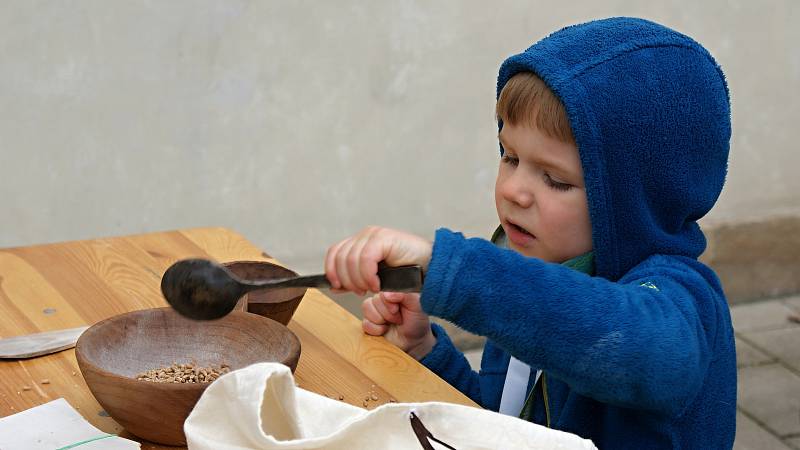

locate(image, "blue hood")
[[497, 17, 731, 281]]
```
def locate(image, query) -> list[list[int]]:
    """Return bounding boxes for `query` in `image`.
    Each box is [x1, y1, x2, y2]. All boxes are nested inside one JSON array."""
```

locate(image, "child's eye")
[[501, 154, 519, 166], [544, 173, 572, 191]]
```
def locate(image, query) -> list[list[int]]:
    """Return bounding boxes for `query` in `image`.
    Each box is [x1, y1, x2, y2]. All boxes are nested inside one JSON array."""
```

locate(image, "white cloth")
[[0, 398, 139, 449], [184, 362, 597, 450], [499, 356, 541, 417]]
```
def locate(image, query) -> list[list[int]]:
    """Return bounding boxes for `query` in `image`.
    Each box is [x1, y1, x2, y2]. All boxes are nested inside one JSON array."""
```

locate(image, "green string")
[[55, 434, 117, 450]]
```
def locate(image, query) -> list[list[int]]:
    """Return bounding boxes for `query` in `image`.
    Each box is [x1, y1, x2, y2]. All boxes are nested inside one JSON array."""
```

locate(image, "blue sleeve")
[[420, 228, 730, 417], [419, 323, 482, 405]]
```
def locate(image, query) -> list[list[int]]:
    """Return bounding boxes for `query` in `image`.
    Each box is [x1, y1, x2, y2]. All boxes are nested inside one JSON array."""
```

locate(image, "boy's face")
[[495, 123, 592, 263]]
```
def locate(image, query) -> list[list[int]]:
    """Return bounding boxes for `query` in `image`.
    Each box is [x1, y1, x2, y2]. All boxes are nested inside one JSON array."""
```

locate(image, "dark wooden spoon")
[[161, 258, 424, 320]]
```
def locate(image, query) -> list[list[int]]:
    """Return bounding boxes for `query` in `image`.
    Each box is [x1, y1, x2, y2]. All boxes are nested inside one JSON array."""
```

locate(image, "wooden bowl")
[[75, 307, 301, 446], [224, 261, 307, 325]]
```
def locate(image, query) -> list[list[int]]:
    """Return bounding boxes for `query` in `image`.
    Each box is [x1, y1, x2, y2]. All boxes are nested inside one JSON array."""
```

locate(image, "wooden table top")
[[0, 227, 476, 449]]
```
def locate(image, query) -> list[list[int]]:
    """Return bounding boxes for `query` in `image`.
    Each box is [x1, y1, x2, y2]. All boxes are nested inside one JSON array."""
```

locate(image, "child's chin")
[[511, 244, 568, 264], [509, 242, 542, 259]]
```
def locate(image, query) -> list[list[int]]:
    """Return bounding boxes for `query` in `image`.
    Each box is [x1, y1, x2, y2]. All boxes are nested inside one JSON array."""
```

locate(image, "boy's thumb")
[[382, 291, 406, 302]]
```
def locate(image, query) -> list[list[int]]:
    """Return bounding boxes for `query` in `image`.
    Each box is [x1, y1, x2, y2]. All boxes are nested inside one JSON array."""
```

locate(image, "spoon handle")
[[252, 274, 331, 290], [243, 265, 424, 293]]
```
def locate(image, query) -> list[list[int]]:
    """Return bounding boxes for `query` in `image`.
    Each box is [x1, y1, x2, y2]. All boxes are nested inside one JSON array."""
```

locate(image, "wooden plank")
[[289, 324, 394, 409], [0, 227, 476, 450], [8, 243, 153, 322], [178, 227, 275, 263], [0, 350, 121, 434], [291, 289, 478, 407], [0, 252, 86, 335]]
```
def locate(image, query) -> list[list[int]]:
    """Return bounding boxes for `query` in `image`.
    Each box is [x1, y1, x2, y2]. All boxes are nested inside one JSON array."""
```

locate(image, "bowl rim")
[[223, 260, 307, 305], [75, 307, 300, 391]]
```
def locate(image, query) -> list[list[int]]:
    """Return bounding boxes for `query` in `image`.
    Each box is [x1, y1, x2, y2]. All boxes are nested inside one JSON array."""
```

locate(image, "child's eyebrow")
[[498, 134, 522, 156]]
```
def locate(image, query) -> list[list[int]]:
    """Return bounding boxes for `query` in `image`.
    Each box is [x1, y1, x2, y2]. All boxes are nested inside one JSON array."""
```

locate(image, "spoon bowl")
[[161, 259, 247, 320]]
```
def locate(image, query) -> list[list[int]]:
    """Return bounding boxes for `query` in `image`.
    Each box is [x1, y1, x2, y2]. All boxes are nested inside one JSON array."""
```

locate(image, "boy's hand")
[[325, 226, 432, 296], [362, 292, 436, 360]]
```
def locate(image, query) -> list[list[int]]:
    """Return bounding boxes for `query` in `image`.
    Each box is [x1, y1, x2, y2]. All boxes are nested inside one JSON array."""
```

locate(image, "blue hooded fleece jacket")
[[418, 18, 736, 449]]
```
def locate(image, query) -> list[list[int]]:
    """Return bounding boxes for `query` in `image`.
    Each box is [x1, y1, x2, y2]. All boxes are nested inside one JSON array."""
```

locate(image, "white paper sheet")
[[0, 398, 139, 449]]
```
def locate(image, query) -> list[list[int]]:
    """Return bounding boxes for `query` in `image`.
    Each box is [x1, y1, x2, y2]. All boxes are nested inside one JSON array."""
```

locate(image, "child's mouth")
[[505, 220, 535, 245], [510, 222, 533, 236]]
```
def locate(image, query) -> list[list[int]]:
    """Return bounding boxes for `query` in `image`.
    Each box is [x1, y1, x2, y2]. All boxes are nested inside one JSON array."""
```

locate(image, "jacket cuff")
[[421, 228, 466, 317], [419, 322, 459, 372]]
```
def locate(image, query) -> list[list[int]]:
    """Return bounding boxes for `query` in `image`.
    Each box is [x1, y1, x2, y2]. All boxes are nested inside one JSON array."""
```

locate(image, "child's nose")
[[501, 170, 535, 208]]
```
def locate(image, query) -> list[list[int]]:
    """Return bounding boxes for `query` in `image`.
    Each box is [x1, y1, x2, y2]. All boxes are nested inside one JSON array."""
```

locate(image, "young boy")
[[324, 17, 736, 448]]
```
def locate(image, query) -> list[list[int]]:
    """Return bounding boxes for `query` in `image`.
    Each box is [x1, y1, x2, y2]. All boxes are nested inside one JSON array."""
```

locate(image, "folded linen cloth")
[[185, 362, 597, 450]]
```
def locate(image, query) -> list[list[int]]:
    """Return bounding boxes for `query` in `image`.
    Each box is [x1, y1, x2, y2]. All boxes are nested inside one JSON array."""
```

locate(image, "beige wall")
[[2, 1, 798, 273]]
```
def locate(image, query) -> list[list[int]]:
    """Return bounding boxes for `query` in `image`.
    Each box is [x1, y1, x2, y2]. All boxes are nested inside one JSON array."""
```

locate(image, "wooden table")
[[0, 228, 476, 449]]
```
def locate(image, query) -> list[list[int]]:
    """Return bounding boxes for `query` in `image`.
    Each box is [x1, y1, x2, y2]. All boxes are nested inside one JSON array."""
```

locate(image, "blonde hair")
[[496, 72, 574, 143]]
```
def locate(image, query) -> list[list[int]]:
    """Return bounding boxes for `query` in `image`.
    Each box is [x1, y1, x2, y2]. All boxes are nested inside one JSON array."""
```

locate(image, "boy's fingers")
[[334, 239, 358, 293], [362, 319, 388, 336], [381, 291, 406, 303], [373, 295, 402, 324], [380, 292, 405, 314], [383, 292, 423, 313], [362, 296, 388, 325], [359, 228, 383, 293], [324, 240, 346, 290], [364, 244, 384, 293], [346, 236, 372, 294]]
